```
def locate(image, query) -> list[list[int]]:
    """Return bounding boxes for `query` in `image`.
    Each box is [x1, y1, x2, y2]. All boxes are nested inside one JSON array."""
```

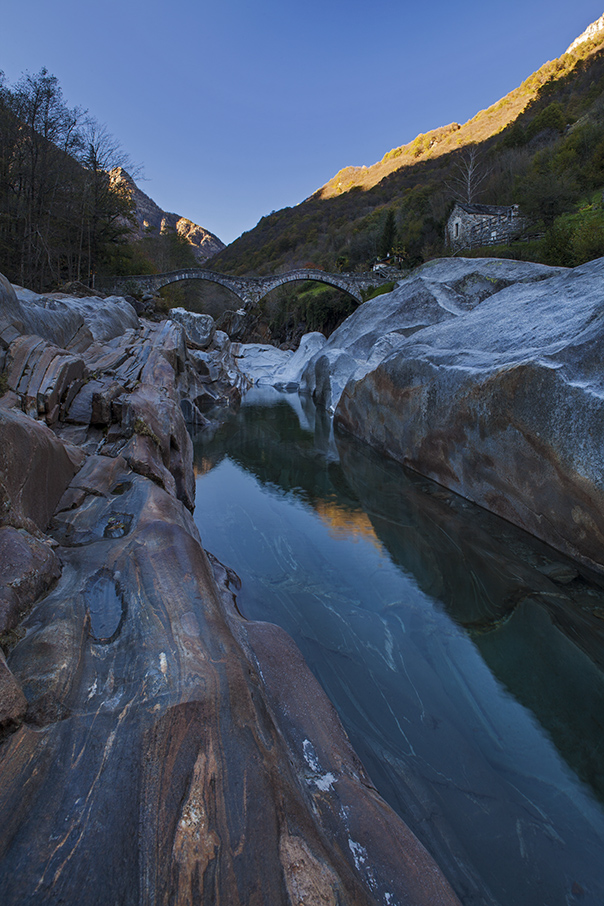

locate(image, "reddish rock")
[[0, 458, 459, 905], [0, 651, 27, 733], [0, 405, 85, 532], [0, 526, 61, 633]]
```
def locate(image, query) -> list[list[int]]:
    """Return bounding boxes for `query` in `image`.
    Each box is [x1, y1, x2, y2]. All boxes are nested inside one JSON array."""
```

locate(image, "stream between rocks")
[[192, 387, 604, 906]]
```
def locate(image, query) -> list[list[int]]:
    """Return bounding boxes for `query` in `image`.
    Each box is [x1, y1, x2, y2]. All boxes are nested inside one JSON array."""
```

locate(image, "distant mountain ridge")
[[110, 168, 225, 264]]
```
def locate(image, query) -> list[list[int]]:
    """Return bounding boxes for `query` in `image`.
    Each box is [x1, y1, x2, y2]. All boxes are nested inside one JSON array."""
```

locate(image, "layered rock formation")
[[0, 274, 460, 904]]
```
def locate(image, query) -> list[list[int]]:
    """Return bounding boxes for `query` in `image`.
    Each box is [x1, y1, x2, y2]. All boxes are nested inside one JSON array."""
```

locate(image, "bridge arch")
[[99, 269, 254, 308], [98, 268, 380, 309], [253, 269, 365, 304]]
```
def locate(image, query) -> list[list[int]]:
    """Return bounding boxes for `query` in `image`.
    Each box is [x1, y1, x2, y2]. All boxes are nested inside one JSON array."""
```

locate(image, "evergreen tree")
[[378, 209, 396, 259]]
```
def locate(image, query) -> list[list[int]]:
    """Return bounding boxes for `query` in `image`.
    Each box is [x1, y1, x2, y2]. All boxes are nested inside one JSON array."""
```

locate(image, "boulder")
[[0, 526, 61, 634], [61, 294, 139, 343], [232, 342, 292, 384], [0, 405, 85, 532], [120, 381, 195, 510], [10, 285, 139, 350], [0, 274, 26, 337], [301, 257, 563, 412], [272, 331, 327, 390], [233, 332, 328, 392], [336, 256, 604, 573], [0, 651, 27, 733], [168, 307, 216, 349]]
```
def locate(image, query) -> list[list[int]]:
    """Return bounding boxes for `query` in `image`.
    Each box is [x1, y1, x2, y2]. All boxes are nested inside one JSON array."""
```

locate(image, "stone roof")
[[453, 202, 518, 216]]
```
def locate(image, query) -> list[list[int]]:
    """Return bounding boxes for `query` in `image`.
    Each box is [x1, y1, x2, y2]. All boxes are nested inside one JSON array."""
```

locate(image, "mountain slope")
[[316, 20, 604, 201], [110, 168, 225, 264], [210, 13, 604, 277]]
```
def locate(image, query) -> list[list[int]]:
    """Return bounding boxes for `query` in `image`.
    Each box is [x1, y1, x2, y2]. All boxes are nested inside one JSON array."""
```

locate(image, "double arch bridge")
[[97, 268, 383, 309]]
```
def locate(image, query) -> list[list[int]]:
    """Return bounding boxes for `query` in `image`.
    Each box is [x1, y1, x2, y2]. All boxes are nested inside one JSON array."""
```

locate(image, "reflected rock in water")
[[336, 432, 604, 803], [193, 391, 604, 906]]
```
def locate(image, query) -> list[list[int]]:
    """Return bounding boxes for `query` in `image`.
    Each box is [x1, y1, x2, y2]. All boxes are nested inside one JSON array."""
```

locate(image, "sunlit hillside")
[[210, 23, 604, 284]]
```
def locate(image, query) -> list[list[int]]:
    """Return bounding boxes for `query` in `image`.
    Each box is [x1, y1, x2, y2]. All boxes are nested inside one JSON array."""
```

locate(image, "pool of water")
[[192, 387, 604, 906]]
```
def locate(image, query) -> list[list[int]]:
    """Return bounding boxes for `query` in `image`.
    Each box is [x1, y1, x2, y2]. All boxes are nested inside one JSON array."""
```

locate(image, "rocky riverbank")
[[0, 274, 459, 905], [236, 257, 604, 576]]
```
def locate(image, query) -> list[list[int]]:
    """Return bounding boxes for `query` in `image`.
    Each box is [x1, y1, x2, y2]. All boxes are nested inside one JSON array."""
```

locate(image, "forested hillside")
[[211, 27, 604, 277], [0, 68, 138, 291], [0, 69, 221, 294]]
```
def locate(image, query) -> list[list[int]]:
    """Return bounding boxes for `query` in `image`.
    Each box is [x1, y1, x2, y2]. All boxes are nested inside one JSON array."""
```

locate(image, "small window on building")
[[454, 222, 459, 238]]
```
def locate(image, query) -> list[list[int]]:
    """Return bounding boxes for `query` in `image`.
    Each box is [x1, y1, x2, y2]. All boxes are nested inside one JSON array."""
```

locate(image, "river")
[[192, 387, 604, 906]]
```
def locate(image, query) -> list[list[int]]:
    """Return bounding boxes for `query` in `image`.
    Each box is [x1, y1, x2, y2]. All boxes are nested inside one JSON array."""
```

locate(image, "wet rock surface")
[[0, 274, 460, 905]]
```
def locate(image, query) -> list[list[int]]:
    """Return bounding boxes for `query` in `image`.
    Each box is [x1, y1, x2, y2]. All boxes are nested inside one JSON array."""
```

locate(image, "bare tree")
[[76, 119, 138, 283], [446, 146, 492, 204], [0, 69, 140, 288]]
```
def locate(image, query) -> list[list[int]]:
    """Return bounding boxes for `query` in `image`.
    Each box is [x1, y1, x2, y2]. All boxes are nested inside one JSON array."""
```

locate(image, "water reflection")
[[192, 388, 604, 906]]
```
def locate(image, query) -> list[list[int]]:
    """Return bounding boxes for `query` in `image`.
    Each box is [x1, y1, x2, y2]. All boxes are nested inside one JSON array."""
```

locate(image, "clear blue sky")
[[2, 1, 603, 245]]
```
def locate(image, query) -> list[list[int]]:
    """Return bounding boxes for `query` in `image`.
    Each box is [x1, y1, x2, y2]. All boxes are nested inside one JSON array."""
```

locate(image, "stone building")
[[446, 202, 525, 250]]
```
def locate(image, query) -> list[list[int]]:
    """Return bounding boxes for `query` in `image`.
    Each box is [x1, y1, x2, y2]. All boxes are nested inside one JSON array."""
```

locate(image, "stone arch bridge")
[[97, 268, 384, 308]]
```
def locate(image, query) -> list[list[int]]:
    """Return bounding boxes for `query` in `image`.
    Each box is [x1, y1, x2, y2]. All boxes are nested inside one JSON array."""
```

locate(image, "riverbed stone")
[[0, 447, 460, 906], [0, 650, 27, 733], [272, 331, 327, 390], [234, 332, 328, 391], [169, 307, 216, 349], [0, 266, 462, 904], [232, 341, 292, 384], [0, 404, 85, 532], [12, 285, 139, 348]]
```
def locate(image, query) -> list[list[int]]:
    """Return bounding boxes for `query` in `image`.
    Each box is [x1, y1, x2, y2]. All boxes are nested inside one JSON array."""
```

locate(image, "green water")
[[193, 387, 604, 906]]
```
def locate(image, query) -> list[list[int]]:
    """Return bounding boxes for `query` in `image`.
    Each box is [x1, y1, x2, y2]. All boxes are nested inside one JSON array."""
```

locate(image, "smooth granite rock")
[[0, 404, 85, 532], [234, 332, 328, 391], [12, 285, 139, 348], [272, 331, 327, 390], [232, 341, 293, 384], [336, 256, 604, 573], [169, 307, 216, 349], [0, 650, 27, 734], [301, 257, 563, 412], [0, 453, 460, 906]]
